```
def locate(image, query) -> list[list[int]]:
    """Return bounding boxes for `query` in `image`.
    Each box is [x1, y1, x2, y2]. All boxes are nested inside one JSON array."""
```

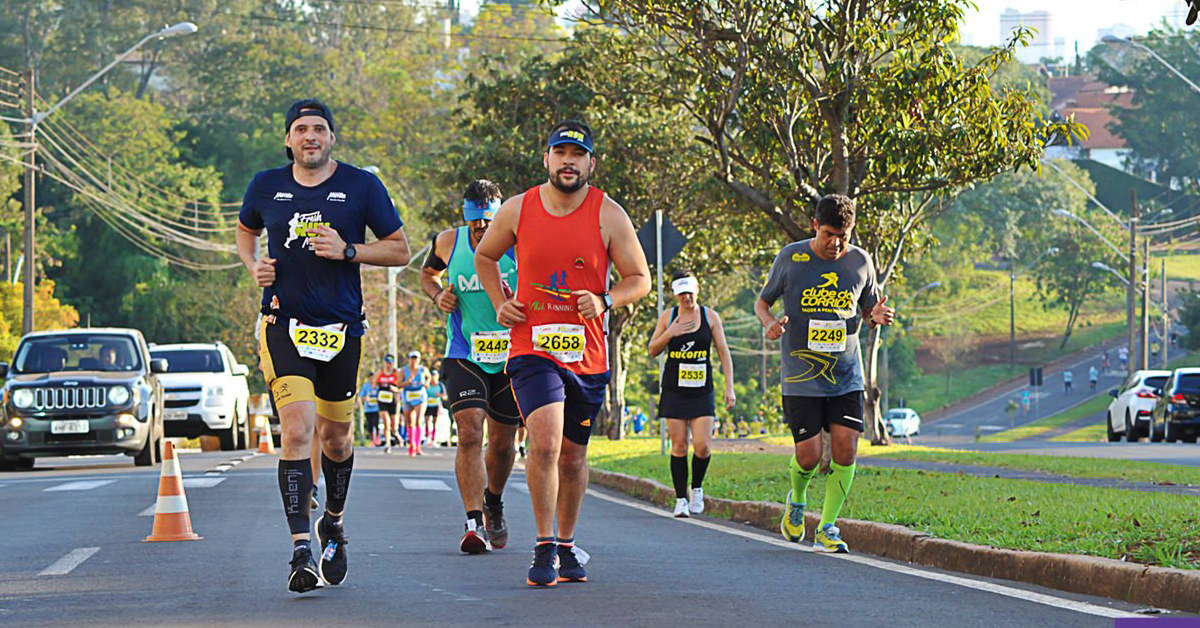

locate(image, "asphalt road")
[[920, 344, 1187, 440], [0, 447, 1165, 627]]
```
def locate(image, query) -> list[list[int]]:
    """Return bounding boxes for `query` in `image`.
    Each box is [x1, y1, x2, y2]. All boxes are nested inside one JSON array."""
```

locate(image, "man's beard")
[[296, 145, 333, 169], [549, 167, 588, 193]]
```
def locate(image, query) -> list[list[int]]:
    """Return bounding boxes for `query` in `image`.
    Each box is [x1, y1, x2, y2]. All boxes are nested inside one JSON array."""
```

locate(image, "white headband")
[[672, 276, 699, 295]]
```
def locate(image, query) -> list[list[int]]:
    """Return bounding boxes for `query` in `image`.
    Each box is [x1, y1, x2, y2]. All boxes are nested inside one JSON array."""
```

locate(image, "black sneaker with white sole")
[[482, 498, 508, 549], [288, 545, 322, 594], [314, 515, 349, 586]]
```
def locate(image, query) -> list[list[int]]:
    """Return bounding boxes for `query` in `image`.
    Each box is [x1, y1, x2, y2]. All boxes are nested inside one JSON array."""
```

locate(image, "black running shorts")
[[257, 316, 361, 423], [442, 358, 520, 425], [782, 392, 864, 443]]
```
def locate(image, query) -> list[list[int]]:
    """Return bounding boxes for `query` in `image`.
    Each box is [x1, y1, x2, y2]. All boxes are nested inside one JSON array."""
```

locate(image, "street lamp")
[[1101, 34, 1200, 95], [1091, 261, 1130, 285], [19, 21, 197, 333], [1052, 207, 1141, 375]]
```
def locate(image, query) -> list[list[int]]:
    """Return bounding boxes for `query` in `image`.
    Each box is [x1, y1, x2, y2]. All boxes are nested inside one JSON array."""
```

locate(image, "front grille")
[[164, 399, 196, 409], [30, 387, 108, 410], [165, 387, 203, 393]]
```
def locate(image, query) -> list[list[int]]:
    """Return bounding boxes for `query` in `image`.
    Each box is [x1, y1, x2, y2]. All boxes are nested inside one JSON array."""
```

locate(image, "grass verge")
[[1049, 423, 1108, 442], [979, 395, 1109, 443], [588, 438, 1200, 569]]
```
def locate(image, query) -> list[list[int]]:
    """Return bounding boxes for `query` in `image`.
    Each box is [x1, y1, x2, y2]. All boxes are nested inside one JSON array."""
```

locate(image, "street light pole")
[[19, 22, 197, 334], [21, 68, 34, 334], [1010, 259, 1016, 370], [1128, 191, 1139, 376], [1142, 236, 1150, 371], [1162, 257, 1170, 369], [1102, 35, 1200, 95]]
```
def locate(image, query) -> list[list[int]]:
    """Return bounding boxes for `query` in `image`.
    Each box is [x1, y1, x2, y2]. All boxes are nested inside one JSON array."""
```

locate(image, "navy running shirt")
[[239, 161, 403, 336]]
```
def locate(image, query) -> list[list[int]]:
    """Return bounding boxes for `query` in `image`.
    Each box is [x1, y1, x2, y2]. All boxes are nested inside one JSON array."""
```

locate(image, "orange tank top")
[[509, 185, 610, 374]]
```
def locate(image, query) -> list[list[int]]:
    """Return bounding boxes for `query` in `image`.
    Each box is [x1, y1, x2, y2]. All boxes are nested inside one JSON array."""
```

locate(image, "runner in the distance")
[[476, 120, 651, 586], [755, 193, 893, 554], [400, 351, 430, 456], [236, 99, 411, 592], [420, 179, 520, 554], [375, 356, 400, 452], [648, 270, 736, 518], [358, 372, 380, 446], [423, 369, 446, 445]]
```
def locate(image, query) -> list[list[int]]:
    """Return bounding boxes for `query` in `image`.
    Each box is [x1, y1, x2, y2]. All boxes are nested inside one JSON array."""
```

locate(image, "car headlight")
[[12, 388, 34, 409], [107, 385, 131, 406]]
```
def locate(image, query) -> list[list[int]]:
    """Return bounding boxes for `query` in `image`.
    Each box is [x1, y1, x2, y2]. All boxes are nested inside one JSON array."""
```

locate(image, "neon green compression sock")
[[788, 455, 816, 505], [820, 461, 857, 527]]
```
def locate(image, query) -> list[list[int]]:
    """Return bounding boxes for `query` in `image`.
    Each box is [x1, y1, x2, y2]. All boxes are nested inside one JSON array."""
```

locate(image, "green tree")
[[576, 0, 1081, 441]]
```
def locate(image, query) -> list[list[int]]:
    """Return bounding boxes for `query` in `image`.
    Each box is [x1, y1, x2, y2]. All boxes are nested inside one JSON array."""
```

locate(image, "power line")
[[241, 13, 570, 43]]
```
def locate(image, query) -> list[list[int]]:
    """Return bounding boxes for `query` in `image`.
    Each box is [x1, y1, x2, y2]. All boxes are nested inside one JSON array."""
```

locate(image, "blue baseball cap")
[[547, 126, 594, 154], [463, 198, 500, 222]]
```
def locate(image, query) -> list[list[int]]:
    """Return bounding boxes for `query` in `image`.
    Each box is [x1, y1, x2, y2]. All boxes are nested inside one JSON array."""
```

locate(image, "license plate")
[[50, 420, 89, 434], [165, 410, 188, 421]]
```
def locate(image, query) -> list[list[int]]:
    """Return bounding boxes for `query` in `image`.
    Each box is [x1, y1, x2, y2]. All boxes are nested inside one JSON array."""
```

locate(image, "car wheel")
[[1185, 434, 1198, 444], [1150, 418, 1164, 442], [1125, 413, 1138, 443], [134, 434, 155, 466], [233, 409, 246, 450], [1107, 413, 1119, 442], [0, 457, 13, 471], [14, 457, 33, 470], [218, 424, 237, 451], [1166, 421, 1178, 443]]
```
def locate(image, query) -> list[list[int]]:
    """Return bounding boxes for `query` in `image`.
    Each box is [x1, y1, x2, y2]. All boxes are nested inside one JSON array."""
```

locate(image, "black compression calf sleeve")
[[278, 458, 313, 536], [670, 455, 689, 499], [321, 452, 354, 516], [692, 454, 711, 489]]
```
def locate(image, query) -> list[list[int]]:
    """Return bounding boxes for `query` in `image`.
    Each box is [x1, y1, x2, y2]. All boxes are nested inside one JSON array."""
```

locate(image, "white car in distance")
[[151, 343, 251, 450]]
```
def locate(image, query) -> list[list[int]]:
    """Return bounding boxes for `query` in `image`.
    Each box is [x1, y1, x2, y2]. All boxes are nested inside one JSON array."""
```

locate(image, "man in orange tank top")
[[475, 120, 651, 587]]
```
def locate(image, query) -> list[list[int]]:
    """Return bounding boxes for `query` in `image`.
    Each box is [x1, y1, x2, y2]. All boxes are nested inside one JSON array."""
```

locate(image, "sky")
[[959, 0, 1186, 50]]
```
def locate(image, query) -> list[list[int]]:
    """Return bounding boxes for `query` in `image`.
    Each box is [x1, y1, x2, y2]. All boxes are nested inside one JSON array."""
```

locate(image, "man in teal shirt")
[[421, 179, 519, 554]]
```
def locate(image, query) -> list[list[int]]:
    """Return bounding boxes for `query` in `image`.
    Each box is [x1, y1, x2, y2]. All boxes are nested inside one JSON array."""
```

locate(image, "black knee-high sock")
[[321, 452, 354, 517], [692, 454, 711, 489], [670, 455, 689, 499], [278, 458, 313, 536]]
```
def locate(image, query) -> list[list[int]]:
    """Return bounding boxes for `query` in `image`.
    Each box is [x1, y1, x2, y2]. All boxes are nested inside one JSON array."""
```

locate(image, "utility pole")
[[1141, 236, 1150, 371], [1009, 258, 1016, 370], [22, 68, 35, 334], [1127, 190, 1138, 377], [1162, 257, 1170, 369], [387, 267, 398, 361]]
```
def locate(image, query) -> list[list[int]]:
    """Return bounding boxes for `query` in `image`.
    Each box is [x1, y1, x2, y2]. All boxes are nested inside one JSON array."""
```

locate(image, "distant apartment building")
[[1000, 8, 1052, 64]]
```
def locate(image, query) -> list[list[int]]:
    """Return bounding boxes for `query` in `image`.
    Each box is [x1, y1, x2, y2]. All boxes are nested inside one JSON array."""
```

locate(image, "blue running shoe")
[[556, 544, 587, 583], [526, 542, 558, 587]]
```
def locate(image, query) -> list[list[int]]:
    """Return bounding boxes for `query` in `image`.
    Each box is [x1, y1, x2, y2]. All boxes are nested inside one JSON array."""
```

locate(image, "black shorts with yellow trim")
[[257, 316, 362, 423]]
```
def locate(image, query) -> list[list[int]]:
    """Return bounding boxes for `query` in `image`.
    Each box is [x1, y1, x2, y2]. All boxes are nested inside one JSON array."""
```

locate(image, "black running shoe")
[[526, 542, 557, 587], [314, 515, 349, 586], [459, 520, 491, 554], [288, 546, 322, 593], [482, 498, 508, 550], [556, 544, 587, 583]]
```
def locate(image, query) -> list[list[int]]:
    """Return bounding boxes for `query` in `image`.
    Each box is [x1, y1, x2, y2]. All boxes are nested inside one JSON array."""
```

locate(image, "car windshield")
[[151, 349, 224, 373], [1176, 374, 1200, 391], [1145, 376, 1169, 389], [886, 410, 908, 419], [13, 334, 141, 374]]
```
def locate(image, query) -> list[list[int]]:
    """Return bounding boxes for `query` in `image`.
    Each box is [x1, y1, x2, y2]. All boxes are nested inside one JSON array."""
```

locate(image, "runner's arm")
[[709, 308, 736, 402], [647, 308, 674, 357], [420, 229, 458, 311], [475, 196, 522, 317], [599, 199, 651, 309]]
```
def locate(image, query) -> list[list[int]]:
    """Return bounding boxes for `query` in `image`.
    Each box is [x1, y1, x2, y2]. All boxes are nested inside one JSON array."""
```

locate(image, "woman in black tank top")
[[648, 272, 736, 518]]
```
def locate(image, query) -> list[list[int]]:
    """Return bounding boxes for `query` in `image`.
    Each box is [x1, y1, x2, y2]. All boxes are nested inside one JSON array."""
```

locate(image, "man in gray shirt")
[[754, 194, 895, 553]]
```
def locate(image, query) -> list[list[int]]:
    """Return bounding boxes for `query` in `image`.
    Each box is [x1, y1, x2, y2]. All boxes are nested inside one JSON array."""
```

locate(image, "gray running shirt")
[[759, 240, 879, 397]]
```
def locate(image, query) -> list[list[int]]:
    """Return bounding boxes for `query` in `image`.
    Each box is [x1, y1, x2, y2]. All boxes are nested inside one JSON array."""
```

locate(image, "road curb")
[[589, 468, 1200, 613]]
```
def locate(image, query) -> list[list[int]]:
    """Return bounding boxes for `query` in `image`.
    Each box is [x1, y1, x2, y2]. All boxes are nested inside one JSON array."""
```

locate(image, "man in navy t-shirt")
[[236, 99, 411, 594]]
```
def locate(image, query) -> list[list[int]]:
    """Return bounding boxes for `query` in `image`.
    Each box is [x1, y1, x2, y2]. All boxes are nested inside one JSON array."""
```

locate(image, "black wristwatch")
[[344, 243, 357, 261], [601, 292, 614, 312]]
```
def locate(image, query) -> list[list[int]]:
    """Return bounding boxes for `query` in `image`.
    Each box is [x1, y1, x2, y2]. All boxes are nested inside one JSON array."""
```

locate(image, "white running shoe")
[[689, 487, 705, 515], [673, 497, 690, 518]]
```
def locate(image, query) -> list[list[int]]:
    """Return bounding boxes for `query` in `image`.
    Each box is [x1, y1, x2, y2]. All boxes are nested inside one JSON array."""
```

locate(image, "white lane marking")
[[512, 482, 530, 494], [38, 547, 100, 576], [979, 425, 1007, 431], [138, 505, 156, 516], [212, 465, 232, 473], [586, 489, 1139, 620], [183, 477, 225, 488], [400, 478, 452, 491], [43, 480, 117, 492], [937, 424, 963, 429]]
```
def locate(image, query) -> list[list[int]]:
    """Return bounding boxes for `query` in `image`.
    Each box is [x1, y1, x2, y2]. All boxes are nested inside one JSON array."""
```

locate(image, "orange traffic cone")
[[143, 441, 202, 542], [258, 424, 276, 454]]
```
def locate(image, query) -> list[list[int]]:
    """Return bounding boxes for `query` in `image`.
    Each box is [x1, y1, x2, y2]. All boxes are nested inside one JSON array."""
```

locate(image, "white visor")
[[672, 276, 699, 295]]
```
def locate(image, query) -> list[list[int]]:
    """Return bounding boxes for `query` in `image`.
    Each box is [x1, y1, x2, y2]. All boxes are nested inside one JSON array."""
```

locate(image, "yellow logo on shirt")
[[817, 272, 839, 289], [792, 252, 810, 262]]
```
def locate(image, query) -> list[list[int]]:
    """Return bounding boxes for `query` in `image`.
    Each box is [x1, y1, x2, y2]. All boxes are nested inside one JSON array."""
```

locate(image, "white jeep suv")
[[150, 343, 251, 450]]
